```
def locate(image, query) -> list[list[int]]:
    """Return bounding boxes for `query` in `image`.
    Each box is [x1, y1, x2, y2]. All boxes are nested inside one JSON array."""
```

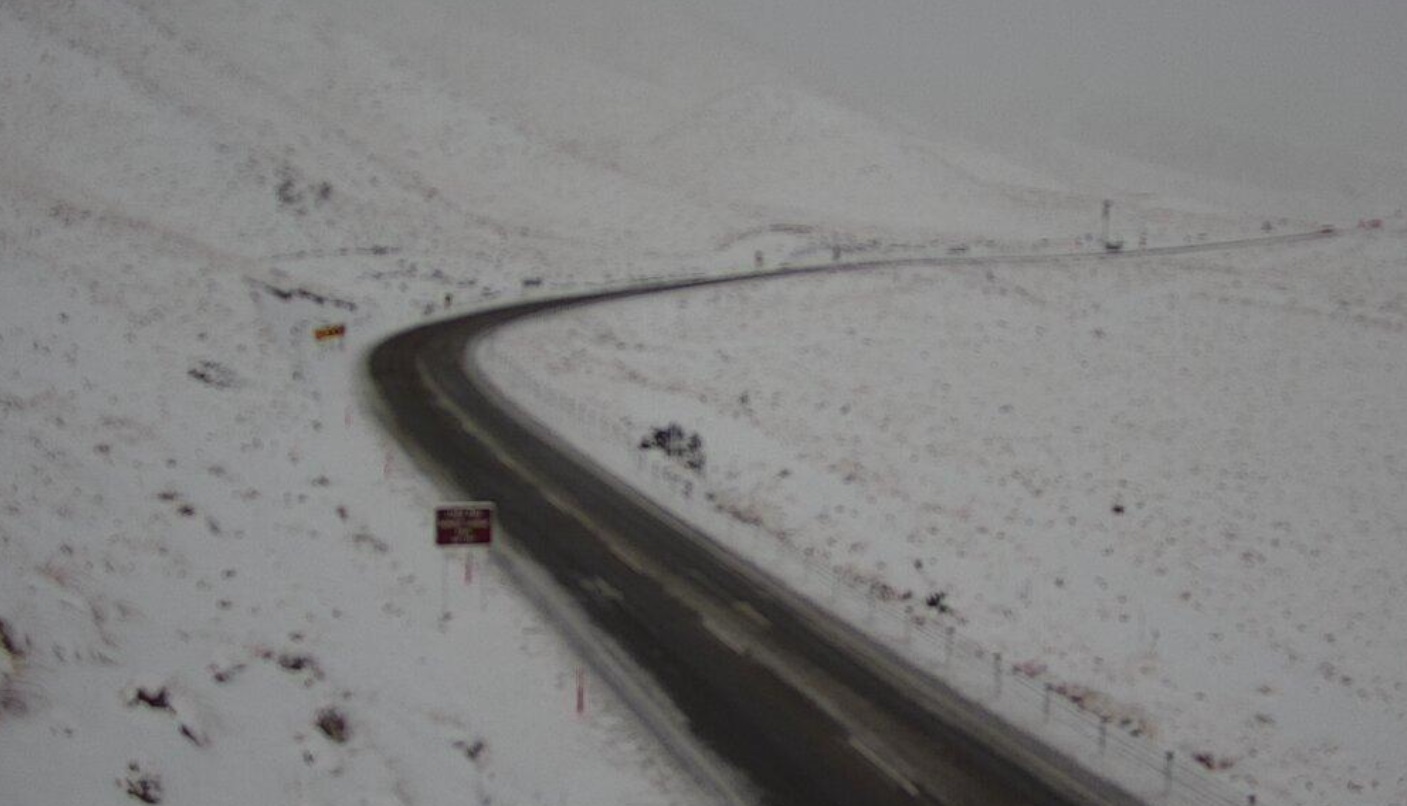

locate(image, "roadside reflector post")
[[993, 652, 1002, 699], [576, 667, 587, 715], [439, 552, 451, 620]]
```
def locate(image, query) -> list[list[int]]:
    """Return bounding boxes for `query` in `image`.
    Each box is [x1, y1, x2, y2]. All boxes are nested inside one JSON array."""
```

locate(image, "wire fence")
[[476, 334, 1261, 806]]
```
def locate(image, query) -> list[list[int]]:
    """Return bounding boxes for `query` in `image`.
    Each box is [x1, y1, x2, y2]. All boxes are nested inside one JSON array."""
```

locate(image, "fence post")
[[944, 625, 955, 667], [1099, 716, 1108, 756], [1043, 683, 1052, 722]]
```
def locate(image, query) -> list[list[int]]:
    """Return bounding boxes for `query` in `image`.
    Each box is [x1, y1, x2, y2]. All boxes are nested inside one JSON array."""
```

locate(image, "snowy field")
[[486, 228, 1407, 805], [2, 0, 1404, 804]]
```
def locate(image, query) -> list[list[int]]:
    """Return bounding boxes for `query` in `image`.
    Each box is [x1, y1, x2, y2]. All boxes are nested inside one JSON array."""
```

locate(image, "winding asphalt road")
[[367, 235, 1327, 806]]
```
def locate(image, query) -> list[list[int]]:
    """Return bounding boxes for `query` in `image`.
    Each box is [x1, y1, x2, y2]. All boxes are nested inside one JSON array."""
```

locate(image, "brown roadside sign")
[[435, 502, 495, 546]]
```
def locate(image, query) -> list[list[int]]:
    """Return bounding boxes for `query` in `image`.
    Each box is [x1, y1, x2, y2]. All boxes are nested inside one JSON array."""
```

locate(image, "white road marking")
[[580, 576, 626, 603], [540, 487, 572, 513], [605, 539, 650, 575], [733, 600, 771, 628], [848, 735, 921, 798], [701, 616, 750, 656]]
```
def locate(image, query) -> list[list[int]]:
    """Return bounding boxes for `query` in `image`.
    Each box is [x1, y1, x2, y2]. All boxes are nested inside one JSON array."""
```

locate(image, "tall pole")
[[1102, 199, 1112, 245]]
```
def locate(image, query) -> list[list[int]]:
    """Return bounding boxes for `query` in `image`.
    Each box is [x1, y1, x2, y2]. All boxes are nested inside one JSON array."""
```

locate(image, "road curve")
[[366, 240, 1320, 805]]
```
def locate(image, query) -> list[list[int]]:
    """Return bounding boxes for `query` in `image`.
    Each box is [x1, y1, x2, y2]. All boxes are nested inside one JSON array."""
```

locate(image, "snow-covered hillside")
[[1, 0, 1402, 804], [488, 228, 1407, 806]]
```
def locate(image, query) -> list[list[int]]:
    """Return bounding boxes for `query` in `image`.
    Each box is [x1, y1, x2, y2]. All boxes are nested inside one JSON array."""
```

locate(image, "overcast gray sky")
[[693, 0, 1407, 165]]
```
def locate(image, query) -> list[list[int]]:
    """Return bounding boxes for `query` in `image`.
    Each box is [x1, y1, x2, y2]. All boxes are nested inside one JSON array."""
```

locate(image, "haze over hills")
[[695, 0, 1407, 218], [0, 1, 1402, 805]]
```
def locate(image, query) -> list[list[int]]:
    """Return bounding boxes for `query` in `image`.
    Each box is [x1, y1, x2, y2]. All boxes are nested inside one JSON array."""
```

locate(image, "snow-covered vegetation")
[[1, 0, 1403, 804]]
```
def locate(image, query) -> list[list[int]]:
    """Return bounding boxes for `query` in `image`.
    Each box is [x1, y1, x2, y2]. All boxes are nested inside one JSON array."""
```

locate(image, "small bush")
[[639, 423, 706, 473], [126, 686, 171, 711], [122, 763, 162, 804], [0, 619, 21, 659], [924, 591, 951, 614], [187, 361, 240, 389], [315, 706, 350, 744]]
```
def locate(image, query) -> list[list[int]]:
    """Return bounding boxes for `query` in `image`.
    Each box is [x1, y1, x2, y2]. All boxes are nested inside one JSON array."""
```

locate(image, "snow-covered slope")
[[1, 0, 1400, 804], [489, 228, 1407, 806], [0, 1, 756, 803]]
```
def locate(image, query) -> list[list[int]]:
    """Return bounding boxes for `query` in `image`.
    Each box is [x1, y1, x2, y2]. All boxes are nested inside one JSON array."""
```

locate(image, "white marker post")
[[435, 502, 496, 619], [576, 667, 587, 716]]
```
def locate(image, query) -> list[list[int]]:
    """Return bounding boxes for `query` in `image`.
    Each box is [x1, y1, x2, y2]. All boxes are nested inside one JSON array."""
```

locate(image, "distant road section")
[[368, 236, 1329, 805]]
